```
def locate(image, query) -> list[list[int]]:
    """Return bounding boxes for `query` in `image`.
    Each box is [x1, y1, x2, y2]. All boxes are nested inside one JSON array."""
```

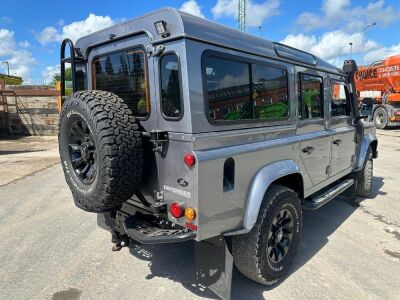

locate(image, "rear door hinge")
[[142, 131, 168, 153]]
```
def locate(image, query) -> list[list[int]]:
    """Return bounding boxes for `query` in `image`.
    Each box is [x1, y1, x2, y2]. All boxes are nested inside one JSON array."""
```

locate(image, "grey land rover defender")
[[58, 7, 378, 300]]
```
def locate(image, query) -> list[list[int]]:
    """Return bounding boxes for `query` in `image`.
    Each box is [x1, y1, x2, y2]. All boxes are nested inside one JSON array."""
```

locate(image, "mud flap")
[[195, 236, 233, 300]]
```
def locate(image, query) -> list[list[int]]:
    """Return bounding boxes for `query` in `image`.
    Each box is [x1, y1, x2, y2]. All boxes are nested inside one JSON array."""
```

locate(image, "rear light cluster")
[[168, 153, 197, 230], [393, 111, 400, 115], [169, 202, 197, 230]]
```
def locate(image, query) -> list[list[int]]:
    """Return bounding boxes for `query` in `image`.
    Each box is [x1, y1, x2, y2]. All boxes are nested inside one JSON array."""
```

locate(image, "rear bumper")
[[97, 211, 196, 244]]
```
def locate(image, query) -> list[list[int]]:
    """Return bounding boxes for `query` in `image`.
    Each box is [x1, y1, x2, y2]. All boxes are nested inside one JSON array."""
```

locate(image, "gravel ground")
[[0, 130, 399, 300]]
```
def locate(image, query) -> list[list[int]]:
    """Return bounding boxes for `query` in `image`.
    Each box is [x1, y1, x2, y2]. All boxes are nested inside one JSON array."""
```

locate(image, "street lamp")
[[361, 22, 377, 67], [1, 61, 10, 76]]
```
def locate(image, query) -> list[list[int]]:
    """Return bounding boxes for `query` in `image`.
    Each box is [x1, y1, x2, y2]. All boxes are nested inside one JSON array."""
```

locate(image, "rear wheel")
[[373, 107, 388, 129], [232, 184, 302, 285]]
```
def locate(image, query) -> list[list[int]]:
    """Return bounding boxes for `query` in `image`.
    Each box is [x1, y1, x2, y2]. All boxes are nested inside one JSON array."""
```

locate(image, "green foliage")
[[0, 73, 23, 85], [50, 67, 72, 86]]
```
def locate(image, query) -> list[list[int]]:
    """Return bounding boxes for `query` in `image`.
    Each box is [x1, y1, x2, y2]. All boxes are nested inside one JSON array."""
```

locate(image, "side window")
[[93, 49, 149, 117], [204, 55, 289, 123], [160, 54, 182, 119], [331, 82, 350, 117], [252, 64, 289, 120], [299, 74, 323, 120], [205, 56, 252, 122]]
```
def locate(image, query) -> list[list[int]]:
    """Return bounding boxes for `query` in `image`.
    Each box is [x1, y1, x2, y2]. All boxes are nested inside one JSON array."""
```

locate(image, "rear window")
[[160, 54, 183, 119], [204, 55, 289, 123], [93, 49, 149, 117]]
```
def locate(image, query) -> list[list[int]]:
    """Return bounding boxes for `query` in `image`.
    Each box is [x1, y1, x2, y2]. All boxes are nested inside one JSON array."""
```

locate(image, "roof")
[[75, 7, 343, 75]]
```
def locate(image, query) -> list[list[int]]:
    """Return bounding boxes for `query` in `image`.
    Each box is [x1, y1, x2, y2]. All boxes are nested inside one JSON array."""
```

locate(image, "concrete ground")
[[0, 130, 399, 300], [0, 136, 59, 186]]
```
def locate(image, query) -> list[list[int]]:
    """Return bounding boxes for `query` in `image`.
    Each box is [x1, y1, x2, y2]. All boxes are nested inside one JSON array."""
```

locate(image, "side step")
[[302, 179, 355, 210]]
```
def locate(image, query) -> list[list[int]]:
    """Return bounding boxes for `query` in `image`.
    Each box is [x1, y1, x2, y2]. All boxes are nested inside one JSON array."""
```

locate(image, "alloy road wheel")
[[267, 208, 294, 264], [68, 116, 97, 185], [232, 184, 302, 285]]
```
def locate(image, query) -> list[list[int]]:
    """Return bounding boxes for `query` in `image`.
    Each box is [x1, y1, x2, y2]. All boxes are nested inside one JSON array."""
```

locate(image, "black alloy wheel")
[[68, 116, 97, 185], [267, 208, 293, 264], [232, 184, 302, 285]]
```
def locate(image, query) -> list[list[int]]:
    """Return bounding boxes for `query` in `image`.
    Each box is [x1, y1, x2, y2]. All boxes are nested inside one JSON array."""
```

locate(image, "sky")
[[1, 0, 399, 84]]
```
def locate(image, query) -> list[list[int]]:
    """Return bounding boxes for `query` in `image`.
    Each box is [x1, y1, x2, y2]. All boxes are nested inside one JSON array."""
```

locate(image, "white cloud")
[[296, 0, 399, 32], [0, 29, 36, 81], [0, 29, 15, 56], [37, 26, 63, 45], [364, 43, 400, 63], [19, 40, 30, 48], [180, 0, 205, 18], [42, 65, 59, 84], [281, 30, 379, 61], [37, 14, 115, 45], [212, 0, 280, 27]]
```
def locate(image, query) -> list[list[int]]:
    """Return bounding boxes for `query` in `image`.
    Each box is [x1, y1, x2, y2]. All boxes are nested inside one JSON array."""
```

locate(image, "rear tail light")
[[184, 153, 196, 167], [169, 202, 184, 218], [184, 207, 196, 221]]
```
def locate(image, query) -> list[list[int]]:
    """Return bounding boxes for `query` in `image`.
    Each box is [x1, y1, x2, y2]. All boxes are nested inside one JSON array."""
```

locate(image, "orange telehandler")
[[354, 55, 400, 128]]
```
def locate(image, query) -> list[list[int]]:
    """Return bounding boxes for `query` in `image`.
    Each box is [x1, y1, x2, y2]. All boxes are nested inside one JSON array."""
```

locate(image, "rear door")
[[329, 80, 357, 175], [297, 73, 332, 185], [88, 34, 160, 203]]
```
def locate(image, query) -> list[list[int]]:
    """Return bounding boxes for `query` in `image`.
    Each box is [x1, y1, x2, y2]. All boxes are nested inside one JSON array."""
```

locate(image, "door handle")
[[333, 139, 342, 146], [302, 146, 315, 154]]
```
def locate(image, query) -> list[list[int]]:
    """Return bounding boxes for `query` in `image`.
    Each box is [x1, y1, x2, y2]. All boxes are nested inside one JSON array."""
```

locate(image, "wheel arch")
[[225, 160, 304, 236], [356, 133, 378, 171]]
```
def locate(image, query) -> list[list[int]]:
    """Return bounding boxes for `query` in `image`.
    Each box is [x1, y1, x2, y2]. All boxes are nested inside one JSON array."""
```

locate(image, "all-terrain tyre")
[[373, 107, 388, 129], [58, 90, 143, 213], [356, 148, 373, 197], [232, 184, 302, 285]]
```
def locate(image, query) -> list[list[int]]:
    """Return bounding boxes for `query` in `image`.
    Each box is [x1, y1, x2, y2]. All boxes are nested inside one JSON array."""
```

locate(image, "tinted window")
[[160, 54, 182, 118], [93, 49, 149, 117], [331, 82, 350, 117], [252, 64, 289, 120], [275, 43, 317, 65], [299, 74, 323, 119], [206, 56, 252, 122], [204, 55, 288, 123]]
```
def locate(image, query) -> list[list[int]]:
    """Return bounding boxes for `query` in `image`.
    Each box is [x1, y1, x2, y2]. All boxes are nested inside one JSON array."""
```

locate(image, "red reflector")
[[185, 222, 197, 231], [184, 153, 196, 167], [170, 202, 184, 218]]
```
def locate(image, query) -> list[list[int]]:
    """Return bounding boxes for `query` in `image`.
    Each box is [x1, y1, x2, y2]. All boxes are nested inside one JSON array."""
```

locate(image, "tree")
[[51, 67, 72, 86]]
